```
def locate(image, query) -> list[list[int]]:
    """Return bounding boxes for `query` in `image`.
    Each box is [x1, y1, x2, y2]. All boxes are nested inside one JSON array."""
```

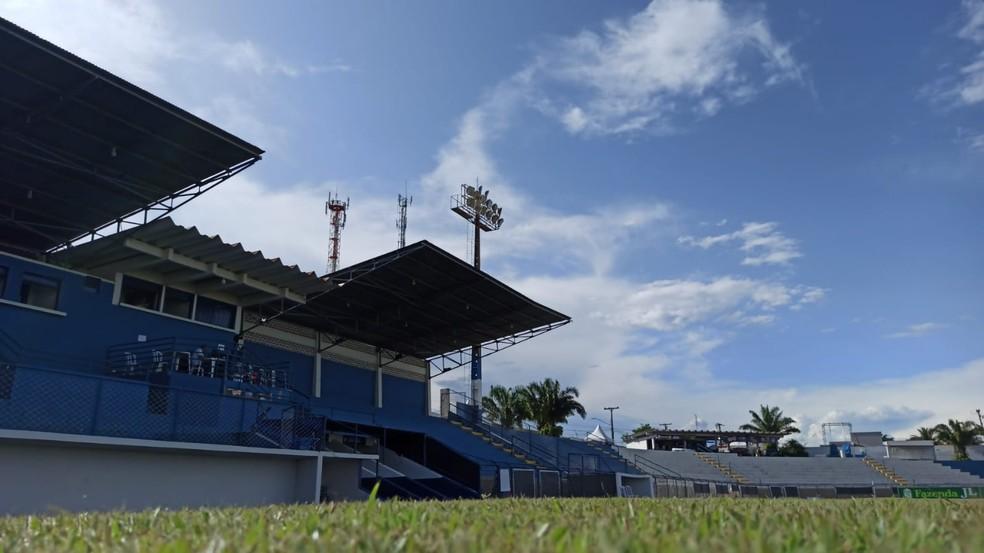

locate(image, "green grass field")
[[1, 498, 982, 553]]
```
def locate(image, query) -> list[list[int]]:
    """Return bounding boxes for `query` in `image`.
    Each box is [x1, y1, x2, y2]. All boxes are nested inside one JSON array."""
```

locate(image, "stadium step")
[[449, 417, 545, 468], [863, 458, 909, 486], [695, 452, 751, 484]]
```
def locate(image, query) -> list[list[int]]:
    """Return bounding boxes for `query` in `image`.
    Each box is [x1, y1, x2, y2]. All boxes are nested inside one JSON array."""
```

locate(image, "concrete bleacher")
[[707, 454, 893, 486], [327, 410, 529, 469], [500, 429, 638, 474], [881, 459, 984, 486], [619, 448, 736, 482]]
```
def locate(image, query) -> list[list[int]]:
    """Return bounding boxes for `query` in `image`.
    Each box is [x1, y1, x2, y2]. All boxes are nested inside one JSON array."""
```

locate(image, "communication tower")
[[397, 193, 412, 249], [325, 193, 349, 274]]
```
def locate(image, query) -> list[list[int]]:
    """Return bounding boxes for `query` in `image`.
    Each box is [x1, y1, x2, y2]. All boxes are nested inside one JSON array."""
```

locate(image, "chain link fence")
[[0, 363, 324, 451]]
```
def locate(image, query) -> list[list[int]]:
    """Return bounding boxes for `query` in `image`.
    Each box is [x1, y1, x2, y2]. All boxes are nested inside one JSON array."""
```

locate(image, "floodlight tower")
[[325, 193, 349, 274], [450, 183, 504, 407], [397, 193, 412, 249]]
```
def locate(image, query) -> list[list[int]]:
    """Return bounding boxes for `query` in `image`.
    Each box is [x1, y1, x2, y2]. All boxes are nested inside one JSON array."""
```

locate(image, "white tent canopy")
[[586, 424, 610, 443]]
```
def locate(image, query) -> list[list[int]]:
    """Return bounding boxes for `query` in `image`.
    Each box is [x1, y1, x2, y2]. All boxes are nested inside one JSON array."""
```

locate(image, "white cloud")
[[537, 0, 803, 135], [885, 322, 947, 339], [928, 0, 984, 106], [608, 276, 820, 331], [205, 37, 348, 78], [679, 221, 803, 266]]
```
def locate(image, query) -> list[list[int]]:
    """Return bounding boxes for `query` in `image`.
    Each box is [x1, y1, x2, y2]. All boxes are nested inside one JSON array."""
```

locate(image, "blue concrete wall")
[[0, 253, 231, 369], [0, 252, 427, 416]]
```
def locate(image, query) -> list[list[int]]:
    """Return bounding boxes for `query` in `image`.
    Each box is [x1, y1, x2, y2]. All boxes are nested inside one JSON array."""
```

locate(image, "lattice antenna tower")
[[397, 189, 412, 249], [325, 192, 350, 274]]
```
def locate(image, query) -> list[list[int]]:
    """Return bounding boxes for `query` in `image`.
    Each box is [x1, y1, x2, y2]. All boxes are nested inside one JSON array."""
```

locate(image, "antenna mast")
[[397, 190, 412, 249], [325, 193, 350, 274]]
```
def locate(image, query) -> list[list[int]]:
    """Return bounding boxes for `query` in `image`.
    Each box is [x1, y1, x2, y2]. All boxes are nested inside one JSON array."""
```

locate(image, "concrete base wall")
[[0, 431, 374, 515], [0, 442, 306, 515], [321, 458, 366, 502]]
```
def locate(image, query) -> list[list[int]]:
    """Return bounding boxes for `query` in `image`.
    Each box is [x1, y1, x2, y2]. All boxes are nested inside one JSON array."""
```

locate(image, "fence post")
[[89, 378, 104, 434], [169, 389, 179, 441], [239, 396, 247, 443]]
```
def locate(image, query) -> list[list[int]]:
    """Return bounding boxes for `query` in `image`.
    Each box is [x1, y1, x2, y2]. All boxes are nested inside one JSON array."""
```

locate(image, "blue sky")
[[4, 0, 983, 442]]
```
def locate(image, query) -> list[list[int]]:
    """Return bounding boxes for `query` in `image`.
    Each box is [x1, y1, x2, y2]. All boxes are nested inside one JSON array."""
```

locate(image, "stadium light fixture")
[[450, 183, 505, 407]]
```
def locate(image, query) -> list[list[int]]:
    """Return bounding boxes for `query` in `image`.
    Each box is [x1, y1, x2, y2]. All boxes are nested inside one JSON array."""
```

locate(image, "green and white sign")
[[896, 487, 983, 499]]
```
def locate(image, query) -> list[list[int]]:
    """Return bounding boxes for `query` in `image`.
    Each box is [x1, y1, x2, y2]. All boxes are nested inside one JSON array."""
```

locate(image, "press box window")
[[19, 274, 60, 310], [120, 276, 162, 310], [194, 296, 236, 329], [162, 288, 194, 318]]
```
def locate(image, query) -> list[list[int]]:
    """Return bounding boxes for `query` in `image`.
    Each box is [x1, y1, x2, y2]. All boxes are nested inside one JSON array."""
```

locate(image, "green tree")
[[739, 405, 800, 435], [623, 423, 656, 443], [909, 427, 937, 442], [933, 419, 983, 460], [481, 385, 528, 429], [779, 439, 808, 457], [518, 378, 586, 437]]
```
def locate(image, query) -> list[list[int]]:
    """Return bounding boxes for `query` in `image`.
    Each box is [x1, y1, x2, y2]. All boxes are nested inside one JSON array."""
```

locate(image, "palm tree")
[[740, 405, 800, 435], [909, 427, 937, 442], [518, 378, 586, 437], [481, 385, 528, 429], [933, 419, 983, 460]]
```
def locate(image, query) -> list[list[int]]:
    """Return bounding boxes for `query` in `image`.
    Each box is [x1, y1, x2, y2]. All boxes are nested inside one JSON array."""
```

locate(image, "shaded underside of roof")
[[50, 218, 323, 302], [633, 430, 786, 441], [0, 17, 263, 255], [276, 241, 571, 359]]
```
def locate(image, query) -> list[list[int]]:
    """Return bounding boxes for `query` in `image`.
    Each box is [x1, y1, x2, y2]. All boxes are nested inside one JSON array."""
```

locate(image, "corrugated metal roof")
[[50, 217, 325, 298], [0, 17, 262, 255]]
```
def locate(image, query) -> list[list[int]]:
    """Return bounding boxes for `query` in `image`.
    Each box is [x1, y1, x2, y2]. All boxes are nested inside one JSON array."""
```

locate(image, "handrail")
[[445, 390, 564, 470], [105, 337, 295, 400]]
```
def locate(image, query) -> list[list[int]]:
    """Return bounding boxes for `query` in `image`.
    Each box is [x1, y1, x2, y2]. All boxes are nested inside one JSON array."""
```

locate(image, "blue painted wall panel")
[[1, 253, 427, 419]]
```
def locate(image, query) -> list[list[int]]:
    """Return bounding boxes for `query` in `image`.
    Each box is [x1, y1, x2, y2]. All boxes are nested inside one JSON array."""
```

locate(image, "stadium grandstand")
[[0, 16, 635, 514], [2, 16, 982, 515]]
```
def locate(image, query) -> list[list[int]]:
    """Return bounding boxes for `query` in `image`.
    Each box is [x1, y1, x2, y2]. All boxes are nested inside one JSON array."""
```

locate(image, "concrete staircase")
[[695, 452, 751, 484], [864, 458, 909, 486], [585, 441, 636, 471], [449, 418, 539, 467]]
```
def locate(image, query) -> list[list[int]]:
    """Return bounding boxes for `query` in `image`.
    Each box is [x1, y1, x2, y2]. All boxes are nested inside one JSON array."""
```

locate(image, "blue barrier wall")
[[0, 253, 231, 367], [0, 252, 427, 416], [939, 461, 984, 479]]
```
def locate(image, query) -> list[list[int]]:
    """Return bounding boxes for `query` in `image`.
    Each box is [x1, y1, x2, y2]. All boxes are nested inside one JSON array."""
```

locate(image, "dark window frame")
[[162, 287, 195, 319], [19, 272, 61, 311], [120, 275, 163, 311], [194, 295, 237, 329]]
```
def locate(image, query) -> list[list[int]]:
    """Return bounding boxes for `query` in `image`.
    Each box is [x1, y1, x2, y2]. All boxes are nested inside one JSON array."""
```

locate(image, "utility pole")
[[977, 408, 983, 429], [450, 183, 504, 408], [604, 406, 619, 445], [659, 423, 672, 431]]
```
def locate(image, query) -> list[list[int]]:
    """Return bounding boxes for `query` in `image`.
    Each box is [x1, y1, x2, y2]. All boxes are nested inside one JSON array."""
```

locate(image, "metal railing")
[[445, 390, 563, 470], [0, 362, 324, 452], [105, 337, 291, 399]]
